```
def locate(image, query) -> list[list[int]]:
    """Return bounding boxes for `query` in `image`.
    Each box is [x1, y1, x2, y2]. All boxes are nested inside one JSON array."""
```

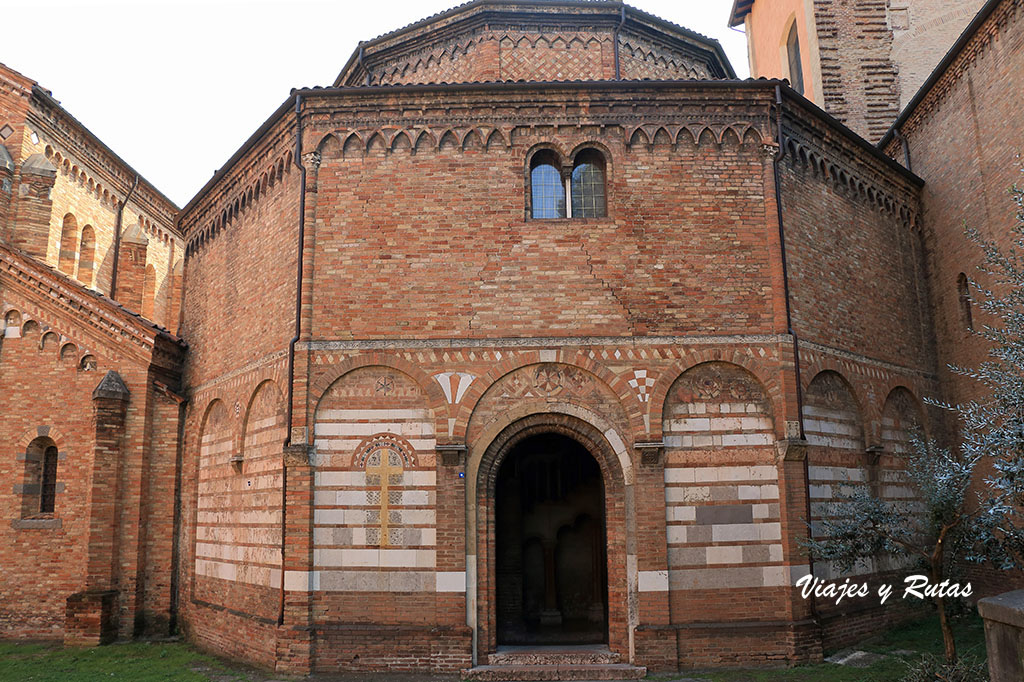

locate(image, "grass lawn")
[[0, 614, 988, 681], [0, 640, 255, 682], [651, 612, 988, 681]]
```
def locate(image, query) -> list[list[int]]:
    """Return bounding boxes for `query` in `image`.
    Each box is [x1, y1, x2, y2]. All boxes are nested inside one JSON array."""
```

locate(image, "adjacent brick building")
[[732, 0, 986, 142], [2, 0, 1021, 678]]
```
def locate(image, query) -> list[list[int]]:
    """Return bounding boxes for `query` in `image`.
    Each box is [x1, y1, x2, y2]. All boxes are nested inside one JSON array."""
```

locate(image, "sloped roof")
[[333, 0, 735, 86]]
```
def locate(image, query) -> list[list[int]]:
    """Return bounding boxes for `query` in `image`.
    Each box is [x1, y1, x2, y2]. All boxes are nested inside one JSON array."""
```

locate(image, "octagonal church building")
[[173, 2, 931, 674], [2, 0, 964, 678]]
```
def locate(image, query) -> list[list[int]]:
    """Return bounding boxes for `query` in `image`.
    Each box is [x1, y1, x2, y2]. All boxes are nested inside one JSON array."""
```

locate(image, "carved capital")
[[283, 444, 312, 468], [775, 438, 808, 462], [865, 444, 884, 466], [436, 443, 467, 467], [303, 151, 322, 172], [634, 440, 665, 467], [762, 142, 779, 159]]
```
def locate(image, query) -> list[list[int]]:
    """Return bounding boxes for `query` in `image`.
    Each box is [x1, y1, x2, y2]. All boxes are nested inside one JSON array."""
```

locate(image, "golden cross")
[[365, 445, 405, 547]]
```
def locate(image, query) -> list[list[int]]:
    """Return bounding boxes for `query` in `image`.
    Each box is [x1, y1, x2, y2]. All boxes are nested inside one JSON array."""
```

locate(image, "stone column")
[[65, 371, 129, 646]]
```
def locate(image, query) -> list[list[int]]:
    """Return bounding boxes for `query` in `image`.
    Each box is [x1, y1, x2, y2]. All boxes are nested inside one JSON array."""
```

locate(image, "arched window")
[[957, 272, 973, 331], [58, 213, 78, 274], [22, 437, 58, 517], [77, 225, 96, 286], [40, 446, 58, 513], [530, 150, 565, 219], [786, 22, 805, 95], [142, 264, 156, 320], [571, 149, 607, 218]]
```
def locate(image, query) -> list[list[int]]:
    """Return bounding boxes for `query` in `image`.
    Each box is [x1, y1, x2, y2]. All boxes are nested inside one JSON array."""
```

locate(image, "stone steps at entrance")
[[461, 662, 646, 681], [488, 645, 621, 666], [462, 645, 645, 679]]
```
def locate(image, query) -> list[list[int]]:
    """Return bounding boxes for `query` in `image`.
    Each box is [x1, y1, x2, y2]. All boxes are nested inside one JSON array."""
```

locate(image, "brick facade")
[[1, 0, 1019, 677], [880, 0, 1024, 596], [736, 0, 985, 143]]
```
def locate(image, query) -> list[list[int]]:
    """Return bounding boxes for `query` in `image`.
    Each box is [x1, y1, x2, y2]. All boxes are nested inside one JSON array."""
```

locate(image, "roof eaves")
[[728, 0, 755, 27], [30, 86, 181, 217]]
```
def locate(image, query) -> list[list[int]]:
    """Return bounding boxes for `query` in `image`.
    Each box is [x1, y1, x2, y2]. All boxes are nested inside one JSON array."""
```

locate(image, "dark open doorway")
[[495, 432, 608, 645]]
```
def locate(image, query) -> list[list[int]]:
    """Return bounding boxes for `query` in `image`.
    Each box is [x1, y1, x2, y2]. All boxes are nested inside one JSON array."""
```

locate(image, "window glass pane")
[[531, 160, 565, 219], [40, 446, 57, 514], [787, 24, 804, 95], [571, 151, 606, 218]]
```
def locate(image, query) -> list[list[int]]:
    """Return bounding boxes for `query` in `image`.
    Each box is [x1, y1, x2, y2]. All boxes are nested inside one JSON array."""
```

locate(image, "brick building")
[[1, 0, 1022, 677], [0, 63, 186, 643]]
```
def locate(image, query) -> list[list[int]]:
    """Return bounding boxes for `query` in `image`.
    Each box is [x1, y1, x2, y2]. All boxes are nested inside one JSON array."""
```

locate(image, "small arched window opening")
[[571, 149, 607, 218], [957, 272, 973, 331], [77, 225, 96, 287], [22, 437, 59, 517], [786, 22, 805, 95], [58, 213, 78, 274], [530, 150, 565, 219]]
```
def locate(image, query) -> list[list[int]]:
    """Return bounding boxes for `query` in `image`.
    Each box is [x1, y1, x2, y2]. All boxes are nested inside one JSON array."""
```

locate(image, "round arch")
[[470, 410, 635, 663]]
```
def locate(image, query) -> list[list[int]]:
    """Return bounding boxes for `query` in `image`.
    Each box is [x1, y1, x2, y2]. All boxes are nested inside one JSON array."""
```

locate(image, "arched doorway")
[[494, 432, 607, 644]]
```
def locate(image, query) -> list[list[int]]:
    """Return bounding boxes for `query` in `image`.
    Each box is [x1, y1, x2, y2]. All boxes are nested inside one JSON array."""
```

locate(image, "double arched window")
[[528, 147, 607, 219]]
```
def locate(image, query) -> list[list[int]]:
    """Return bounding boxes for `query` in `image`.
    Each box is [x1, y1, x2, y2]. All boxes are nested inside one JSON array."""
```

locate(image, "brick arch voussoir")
[[311, 353, 448, 434], [472, 405, 632, 494], [878, 381, 931, 441], [649, 348, 784, 441], [800, 356, 871, 432], [194, 393, 237, 453], [15, 426, 69, 455], [456, 350, 638, 442]]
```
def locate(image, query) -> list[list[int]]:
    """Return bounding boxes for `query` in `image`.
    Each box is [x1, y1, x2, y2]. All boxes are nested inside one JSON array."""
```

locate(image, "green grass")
[[0, 614, 988, 681], [0, 640, 252, 682], [648, 613, 987, 682]]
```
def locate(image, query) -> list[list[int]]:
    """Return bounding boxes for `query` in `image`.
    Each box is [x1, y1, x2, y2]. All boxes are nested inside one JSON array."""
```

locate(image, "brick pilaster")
[[11, 153, 56, 260], [275, 444, 314, 675], [115, 225, 148, 313], [64, 370, 130, 646]]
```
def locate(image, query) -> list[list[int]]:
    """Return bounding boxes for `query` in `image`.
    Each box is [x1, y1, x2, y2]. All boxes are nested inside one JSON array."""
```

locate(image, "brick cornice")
[[27, 88, 178, 228], [0, 243, 185, 370]]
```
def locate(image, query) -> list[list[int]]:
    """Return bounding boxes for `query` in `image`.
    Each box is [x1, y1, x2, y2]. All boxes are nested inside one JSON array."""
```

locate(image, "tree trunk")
[[931, 565, 958, 664]]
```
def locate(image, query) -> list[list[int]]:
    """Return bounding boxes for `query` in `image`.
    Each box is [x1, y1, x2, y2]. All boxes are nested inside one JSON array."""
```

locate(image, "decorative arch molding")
[[647, 347, 785, 441], [625, 122, 767, 149], [457, 350, 644, 443], [469, 402, 634, 487], [799, 357, 872, 431], [14, 425, 69, 456], [781, 133, 919, 228], [469, 409, 635, 660], [239, 379, 286, 462], [310, 353, 450, 434]]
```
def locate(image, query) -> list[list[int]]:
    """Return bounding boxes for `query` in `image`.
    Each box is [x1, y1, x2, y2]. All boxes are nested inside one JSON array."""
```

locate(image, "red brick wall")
[[175, 81, 935, 673], [0, 258, 183, 639], [779, 131, 931, 371], [881, 0, 1024, 595]]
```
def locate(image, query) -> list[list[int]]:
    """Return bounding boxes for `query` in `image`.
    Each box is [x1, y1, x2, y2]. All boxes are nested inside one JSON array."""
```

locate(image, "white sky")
[[1, 0, 749, 207]]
